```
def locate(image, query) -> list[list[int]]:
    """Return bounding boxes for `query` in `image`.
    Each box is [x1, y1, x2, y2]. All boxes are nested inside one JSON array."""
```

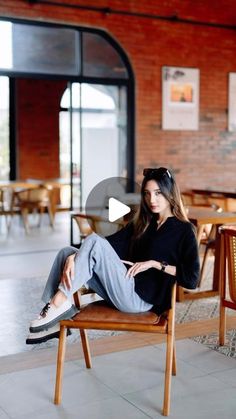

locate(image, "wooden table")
[[177, 206, 236, 301]]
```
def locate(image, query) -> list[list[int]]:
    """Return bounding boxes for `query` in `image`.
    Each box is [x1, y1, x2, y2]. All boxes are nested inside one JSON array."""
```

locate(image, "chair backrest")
[[72, 213, 124, 239], [207, 194, 226, 212], [181, 191, 193, 206], [223, 227, 236, 303], [192, 192, 209, 206], [29, 187, 49, 203], [73, 214, 93, 238], [16, 186, 49, 204]]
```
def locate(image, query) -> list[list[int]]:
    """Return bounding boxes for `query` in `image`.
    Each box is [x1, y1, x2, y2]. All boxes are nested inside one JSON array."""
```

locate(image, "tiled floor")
[[0, 212, 236, 418], [0, 340, 236, 418], [0, 212, 71, 280]]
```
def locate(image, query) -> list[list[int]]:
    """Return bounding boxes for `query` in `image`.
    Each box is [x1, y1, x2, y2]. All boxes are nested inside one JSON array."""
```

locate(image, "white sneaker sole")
[[26, 325, 71, 345]]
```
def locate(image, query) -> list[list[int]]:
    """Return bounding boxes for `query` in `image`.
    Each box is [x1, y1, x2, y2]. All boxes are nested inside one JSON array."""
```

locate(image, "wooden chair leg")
[[219, 303, 226, 346], [80, 329, 92, 368], [6, 214, 12, 233], [198, 249, 208, 287], [38, 206, 44, 227], [21, 208, 30, 234], [47, 205, 55, 228], [54, 325, 67, 405], [198, 247, 212, 288], [172, 340, 177, 376], [163, 332, 174, 416], [176, 285, 184, 302]]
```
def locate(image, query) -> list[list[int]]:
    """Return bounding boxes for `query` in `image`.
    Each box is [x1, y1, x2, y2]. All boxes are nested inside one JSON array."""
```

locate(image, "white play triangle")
[[108, 197, 131, 222]]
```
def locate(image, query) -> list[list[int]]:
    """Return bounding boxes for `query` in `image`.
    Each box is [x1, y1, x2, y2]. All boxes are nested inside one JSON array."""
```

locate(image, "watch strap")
[[161, 261, 168, 272]]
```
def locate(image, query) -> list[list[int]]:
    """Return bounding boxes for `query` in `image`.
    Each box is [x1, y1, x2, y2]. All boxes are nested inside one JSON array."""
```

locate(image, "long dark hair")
[[132, 167, 189, 240]]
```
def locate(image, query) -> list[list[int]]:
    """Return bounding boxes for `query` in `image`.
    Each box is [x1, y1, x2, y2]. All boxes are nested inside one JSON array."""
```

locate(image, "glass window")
[[0, 76, 10, 180], [8, 23, 80, 75], [0, 20, 130, 80], [0, 22, 12, 69], [61, 83, 115, 110], [59, 83, 128, 209], [83, 33, 128, 79]]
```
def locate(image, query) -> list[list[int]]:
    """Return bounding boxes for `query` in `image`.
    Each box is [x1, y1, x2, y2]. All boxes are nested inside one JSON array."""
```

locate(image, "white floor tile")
[[0, 407, 10, 419], [15, 396, 151, 419], [125, 373, 235, 418], [210, 365, 236, 387], [175, 339, 236, 373]]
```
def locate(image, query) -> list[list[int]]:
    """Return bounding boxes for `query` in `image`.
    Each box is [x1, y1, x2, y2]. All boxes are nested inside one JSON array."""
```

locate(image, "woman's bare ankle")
[[51, 291, 67, 307]]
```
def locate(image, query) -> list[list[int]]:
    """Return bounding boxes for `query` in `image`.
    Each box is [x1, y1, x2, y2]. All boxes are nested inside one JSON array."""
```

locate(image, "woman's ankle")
[[51, 291, 67, 307]]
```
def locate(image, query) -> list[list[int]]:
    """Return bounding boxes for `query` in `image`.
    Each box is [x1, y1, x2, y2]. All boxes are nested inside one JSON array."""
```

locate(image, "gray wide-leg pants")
[[42, 233, 152, 313]]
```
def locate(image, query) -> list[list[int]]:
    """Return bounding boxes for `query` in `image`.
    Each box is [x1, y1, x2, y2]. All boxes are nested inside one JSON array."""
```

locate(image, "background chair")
[[193, 205, 223, 288], [54, 283, 177, 416], [181, 191, 194, 206], [11, 185, 54, 233], [198, 224, 217, 287], [0, 187, 12, 232], [219, 226, 236, 345], [70, 212, 124, 247]]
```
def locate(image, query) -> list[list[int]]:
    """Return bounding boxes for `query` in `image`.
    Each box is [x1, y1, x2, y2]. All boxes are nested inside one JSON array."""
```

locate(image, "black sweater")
[[106, 216, 200, 314]]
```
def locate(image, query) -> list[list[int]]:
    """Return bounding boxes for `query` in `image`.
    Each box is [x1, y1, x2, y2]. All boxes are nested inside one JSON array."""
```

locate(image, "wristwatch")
[[160, 261, 168, 272]]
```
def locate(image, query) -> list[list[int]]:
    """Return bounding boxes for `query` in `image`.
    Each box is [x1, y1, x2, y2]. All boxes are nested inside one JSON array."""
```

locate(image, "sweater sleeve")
[[176, 223, 200, 289]]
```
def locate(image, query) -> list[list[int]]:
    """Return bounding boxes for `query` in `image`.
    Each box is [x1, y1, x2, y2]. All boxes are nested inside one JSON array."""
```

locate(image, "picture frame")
[[162, 66, 199, 130]]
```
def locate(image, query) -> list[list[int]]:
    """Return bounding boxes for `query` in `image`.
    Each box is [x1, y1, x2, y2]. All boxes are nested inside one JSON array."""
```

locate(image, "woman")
[[27, 167, 200, 344]]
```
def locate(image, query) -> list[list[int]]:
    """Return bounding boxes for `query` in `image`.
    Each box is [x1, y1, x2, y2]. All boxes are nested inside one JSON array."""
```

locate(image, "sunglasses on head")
[[143, 167, 172, 179]]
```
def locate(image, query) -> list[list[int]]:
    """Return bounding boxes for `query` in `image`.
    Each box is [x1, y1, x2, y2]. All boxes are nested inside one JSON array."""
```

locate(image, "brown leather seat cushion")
[[72, 300, 162, 325]]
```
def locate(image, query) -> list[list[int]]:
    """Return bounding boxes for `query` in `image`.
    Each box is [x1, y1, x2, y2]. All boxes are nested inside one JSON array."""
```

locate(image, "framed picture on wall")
[[162, 66, 199, 130], [228, 73, 236, 131]]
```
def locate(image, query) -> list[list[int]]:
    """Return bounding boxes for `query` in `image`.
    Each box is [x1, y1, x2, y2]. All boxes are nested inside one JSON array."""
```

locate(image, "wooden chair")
[[195, 206, 223, 288], [71, 213, 93, 244], [207, 193, 227, 212], [54, 282, 177, 416], [181, 190, 194, 206], [198, 224, 217, 287], [11, 185, 54, 233], [219, 226, 236, 345], [71, 212, 124, 247], [191, 192, 209, 207], [0, 187, 12, 231]]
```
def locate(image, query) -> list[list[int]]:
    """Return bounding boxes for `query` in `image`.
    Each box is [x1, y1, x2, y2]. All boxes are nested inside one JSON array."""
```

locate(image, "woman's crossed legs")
[[27, 233, 152, 342]]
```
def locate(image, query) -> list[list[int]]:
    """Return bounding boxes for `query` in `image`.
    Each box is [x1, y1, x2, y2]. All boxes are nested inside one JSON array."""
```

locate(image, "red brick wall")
[[17, 79, 67, 179], [1, 0, 236, 191]]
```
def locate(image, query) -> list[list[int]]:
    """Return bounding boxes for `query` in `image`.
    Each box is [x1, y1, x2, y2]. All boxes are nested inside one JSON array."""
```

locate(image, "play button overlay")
[[84, 176, 141, 236], [108, 197, 131, 222]]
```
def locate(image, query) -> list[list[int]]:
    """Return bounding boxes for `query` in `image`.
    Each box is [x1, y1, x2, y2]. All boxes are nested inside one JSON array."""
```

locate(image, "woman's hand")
[[60, 253, 76, 290], [121, 259, 134, 266], [126, 260, 154, 278]]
